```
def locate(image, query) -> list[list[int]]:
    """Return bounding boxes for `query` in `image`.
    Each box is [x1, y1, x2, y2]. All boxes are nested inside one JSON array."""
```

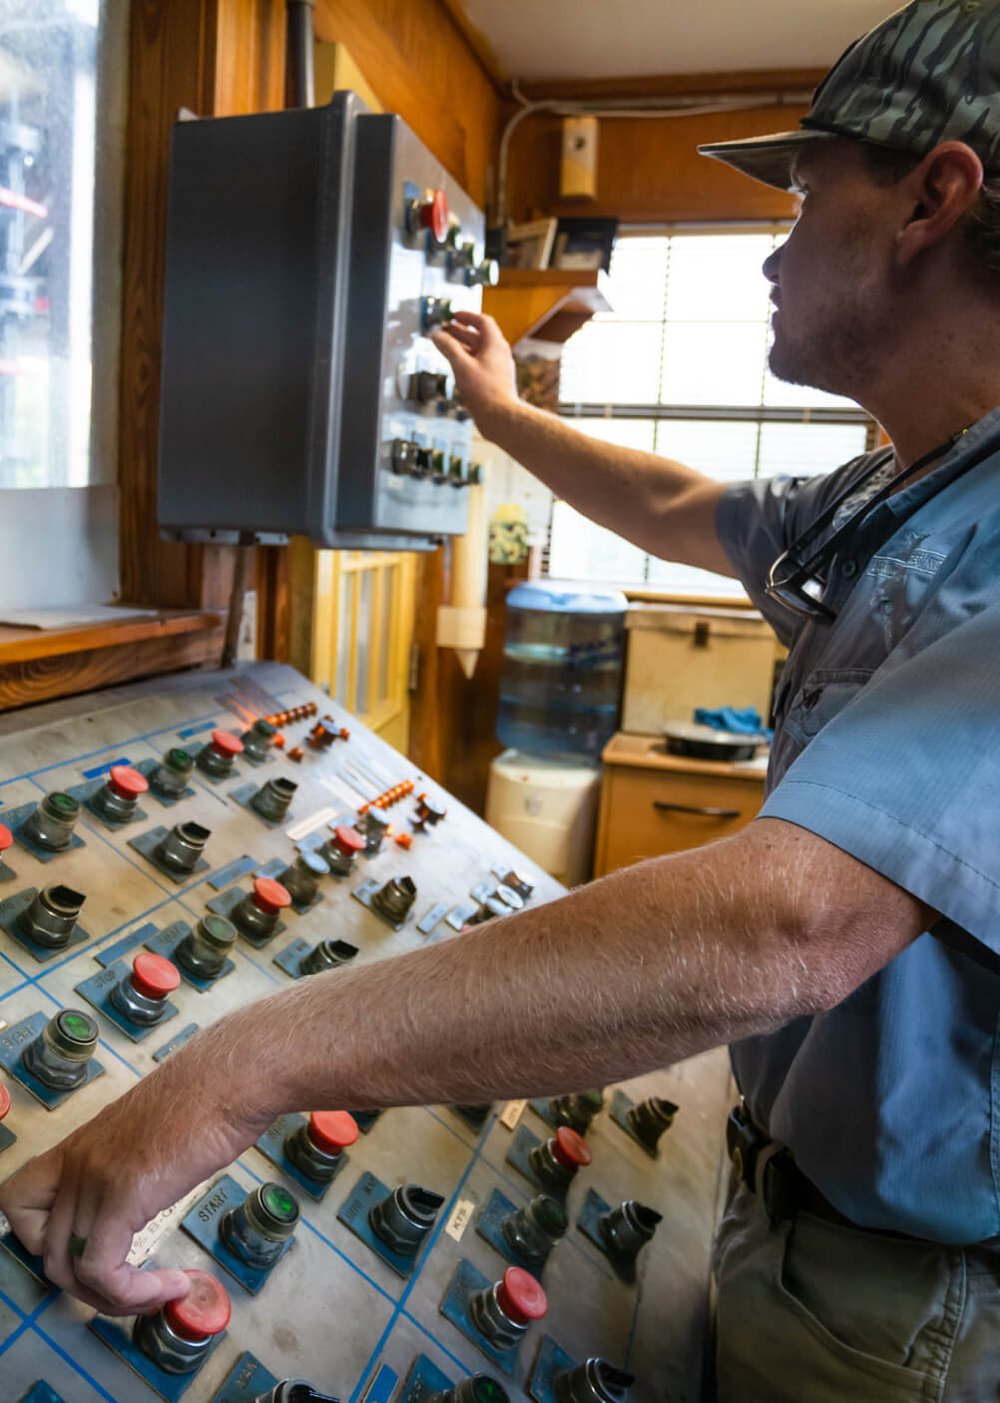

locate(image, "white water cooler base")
[[486, 747, 600, 886]]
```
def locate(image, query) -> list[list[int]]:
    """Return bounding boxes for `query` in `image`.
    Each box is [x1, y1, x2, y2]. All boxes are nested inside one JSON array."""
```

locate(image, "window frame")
[[545, 223, 879, 603]]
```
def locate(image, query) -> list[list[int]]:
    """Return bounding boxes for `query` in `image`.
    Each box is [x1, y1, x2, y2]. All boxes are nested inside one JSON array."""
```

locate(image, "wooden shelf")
[[0, 609, 226, 711], [483, 268, 613, 347]]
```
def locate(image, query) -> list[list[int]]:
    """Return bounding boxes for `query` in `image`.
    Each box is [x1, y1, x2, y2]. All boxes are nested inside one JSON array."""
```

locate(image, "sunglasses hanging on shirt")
[[765, 428, 972, 624]]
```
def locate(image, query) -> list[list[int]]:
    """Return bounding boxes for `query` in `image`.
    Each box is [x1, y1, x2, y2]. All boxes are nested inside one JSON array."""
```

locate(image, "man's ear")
[[894, 141, 984, 269]]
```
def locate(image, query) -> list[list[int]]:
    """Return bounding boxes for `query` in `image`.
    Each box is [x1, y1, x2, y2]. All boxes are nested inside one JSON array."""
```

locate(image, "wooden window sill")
[[0, 609, 227, 711]]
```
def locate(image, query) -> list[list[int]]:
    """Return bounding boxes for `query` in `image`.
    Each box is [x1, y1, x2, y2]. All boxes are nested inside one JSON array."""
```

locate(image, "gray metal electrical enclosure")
[[157, 92, 488, 549]]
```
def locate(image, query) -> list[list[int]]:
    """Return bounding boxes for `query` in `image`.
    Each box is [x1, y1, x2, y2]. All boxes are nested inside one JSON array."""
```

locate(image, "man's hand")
[[0, 1038, 263, 1315], [431, 310, 517, 433]]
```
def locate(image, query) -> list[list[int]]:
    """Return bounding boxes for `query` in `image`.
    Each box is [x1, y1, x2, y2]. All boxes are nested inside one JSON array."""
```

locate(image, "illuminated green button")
[[471, 1377, 509, 1403], [260, 1183, 298, 1225], [51, 1009, 98, 1060], [49, 792, 79, 815], [165, 747, 193, 771]]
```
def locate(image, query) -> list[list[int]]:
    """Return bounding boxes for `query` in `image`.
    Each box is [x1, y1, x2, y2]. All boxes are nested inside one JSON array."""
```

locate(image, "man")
[[4, 1, 1000, 1396]]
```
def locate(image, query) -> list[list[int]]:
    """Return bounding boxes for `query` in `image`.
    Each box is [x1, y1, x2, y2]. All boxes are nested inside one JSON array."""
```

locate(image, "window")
[[549, 230, 876, 596], [0, 0, 120, 489]]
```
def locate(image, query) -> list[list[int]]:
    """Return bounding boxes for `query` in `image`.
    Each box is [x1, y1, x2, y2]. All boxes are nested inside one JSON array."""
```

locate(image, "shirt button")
[[841, 559, 859, 577]]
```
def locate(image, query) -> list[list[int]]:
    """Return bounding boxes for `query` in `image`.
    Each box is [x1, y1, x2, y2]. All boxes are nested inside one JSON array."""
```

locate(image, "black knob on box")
[[555, 1360, 635, 1403]]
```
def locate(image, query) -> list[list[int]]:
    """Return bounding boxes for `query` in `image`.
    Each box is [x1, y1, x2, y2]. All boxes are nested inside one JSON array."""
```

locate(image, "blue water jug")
[[497, 581, 627, 758]]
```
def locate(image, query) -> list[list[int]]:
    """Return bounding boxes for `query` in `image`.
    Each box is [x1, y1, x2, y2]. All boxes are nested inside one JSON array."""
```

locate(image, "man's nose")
[[762, 246, 781, 283]]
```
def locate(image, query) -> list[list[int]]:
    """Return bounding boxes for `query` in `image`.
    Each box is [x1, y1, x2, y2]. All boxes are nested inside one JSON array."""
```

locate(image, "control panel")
[[0, 662, 731, 1403], [157, 94, 493, 550]]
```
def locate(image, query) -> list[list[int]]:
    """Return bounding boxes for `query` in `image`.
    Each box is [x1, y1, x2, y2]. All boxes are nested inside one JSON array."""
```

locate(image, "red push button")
[[332, 824, 365, 855], [210, 729, 244, 757], [497, 1266, 547, 1325], [108, 765, 149, 801], [0, 1082, 10, 1121], [419, 188, 448, 243], [164, 1269, 231, 1342], [252, 876, 292, 915], [552, 1126, 592, 1171], [307, 1110, 359, 1155], [0, 823, 11, 854], [131, 951, 181, 1001]]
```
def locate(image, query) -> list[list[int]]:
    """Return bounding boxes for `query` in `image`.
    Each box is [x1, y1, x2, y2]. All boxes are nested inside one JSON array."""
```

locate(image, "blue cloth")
[[715, 406, 1000, 1244], [693, 705, 772, 739]]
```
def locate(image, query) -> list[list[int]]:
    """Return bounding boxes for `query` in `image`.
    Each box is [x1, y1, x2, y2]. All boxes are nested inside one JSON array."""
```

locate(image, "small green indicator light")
[[167, 748, 191, 768], [50, 792, 77, 813], [202, 914, 234, 942], [261, 1184, 298, 1222], [473, 1378, 508, 1403], [61, 1013, 93, 1038], [536, 1198, 567, 1234]]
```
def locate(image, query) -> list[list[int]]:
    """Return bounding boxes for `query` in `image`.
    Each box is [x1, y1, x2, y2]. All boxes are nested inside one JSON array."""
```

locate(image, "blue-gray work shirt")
[[716, 405, 1000, 1244]]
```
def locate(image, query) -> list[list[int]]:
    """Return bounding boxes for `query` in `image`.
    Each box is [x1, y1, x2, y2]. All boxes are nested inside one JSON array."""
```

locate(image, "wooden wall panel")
[[312, 0, 501, 208], [507, 102, 809, 225]]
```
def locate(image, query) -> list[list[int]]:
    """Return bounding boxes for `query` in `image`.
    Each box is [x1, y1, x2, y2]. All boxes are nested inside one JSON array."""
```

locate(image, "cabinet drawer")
[[595, 766, 763, 875]]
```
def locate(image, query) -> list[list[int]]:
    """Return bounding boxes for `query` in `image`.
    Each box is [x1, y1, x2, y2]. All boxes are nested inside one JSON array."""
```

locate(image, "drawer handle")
[[653, 801, 741, 819]]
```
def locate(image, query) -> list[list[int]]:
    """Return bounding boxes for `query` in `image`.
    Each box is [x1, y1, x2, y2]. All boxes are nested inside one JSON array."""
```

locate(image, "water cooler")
[[486, 581, 627, 885]]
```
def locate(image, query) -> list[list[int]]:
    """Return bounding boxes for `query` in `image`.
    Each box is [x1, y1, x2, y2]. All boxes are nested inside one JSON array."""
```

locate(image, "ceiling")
[[454, 0, 902, 83]]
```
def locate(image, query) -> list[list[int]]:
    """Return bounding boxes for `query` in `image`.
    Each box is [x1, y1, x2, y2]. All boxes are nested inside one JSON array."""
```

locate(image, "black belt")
[[726, 1103, 915, 1240]]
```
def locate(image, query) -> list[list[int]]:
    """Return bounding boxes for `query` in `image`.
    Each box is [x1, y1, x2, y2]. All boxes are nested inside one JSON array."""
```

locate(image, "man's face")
[[762, 141, 898, 402]]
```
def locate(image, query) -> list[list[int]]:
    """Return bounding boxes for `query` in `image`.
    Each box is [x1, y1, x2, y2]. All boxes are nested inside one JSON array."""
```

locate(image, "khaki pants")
[[714, 1182, 1000, 1402]]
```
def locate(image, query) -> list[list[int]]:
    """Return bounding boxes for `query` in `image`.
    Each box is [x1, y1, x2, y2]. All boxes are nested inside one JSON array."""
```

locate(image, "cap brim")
[[698, 129, 837, 191]]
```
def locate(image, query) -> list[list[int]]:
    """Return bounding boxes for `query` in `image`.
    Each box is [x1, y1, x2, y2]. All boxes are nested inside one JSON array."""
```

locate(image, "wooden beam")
[[514, 68, 825, 102]]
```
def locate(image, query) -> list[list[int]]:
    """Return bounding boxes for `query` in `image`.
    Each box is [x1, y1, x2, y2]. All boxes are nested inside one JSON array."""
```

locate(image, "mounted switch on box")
[[158, 92, 485, 549]]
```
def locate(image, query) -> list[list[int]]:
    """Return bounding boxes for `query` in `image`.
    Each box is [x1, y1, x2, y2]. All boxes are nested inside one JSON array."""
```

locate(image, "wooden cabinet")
[[594, 732, 766, 877]]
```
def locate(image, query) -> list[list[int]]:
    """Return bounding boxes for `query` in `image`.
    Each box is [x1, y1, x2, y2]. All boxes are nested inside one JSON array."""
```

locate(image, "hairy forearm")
[[481, 399, 731, 574], [181, 820, 924, 1130]]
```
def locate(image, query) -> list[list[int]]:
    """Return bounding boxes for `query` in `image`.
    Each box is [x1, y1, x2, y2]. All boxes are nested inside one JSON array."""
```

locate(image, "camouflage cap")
[[699, 0, 1000, 191]]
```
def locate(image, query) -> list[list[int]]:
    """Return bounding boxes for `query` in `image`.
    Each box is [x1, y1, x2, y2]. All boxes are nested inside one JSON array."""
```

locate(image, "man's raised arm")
[[432, 312, 734, 576]]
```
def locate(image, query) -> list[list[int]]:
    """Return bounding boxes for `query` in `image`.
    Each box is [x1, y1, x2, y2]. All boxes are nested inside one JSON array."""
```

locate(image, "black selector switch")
[[599, 1200, 662, 1262], [300, 939, 358, 976], [157, 821, 212, 874], [627, 1097, 678, 1153], [500, 1194, 568, 1270], [251, 776, 298, 822], [361, 808, 391, 855], [420, 295, 453, 331], [278, 851, 329, 904], [411, 370, 450, 404], [221, 1182, 300, 1267], [19, 885, 86, 951], [176, 914, 238, 979], [253, 1383, 340, 1403], [369, 1184, 444, 1256], [555, 1360, 635, 1403], [371, 875, 417, 923], [23, 1009, 98, 1090], [23, 791, 80, 851], [548, 1090, 604, 1134], [152, 747, 195, 797]]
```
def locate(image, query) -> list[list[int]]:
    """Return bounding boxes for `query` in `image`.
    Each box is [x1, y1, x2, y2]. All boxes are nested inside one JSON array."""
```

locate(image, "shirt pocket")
[[780, 668, 874, 755]]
